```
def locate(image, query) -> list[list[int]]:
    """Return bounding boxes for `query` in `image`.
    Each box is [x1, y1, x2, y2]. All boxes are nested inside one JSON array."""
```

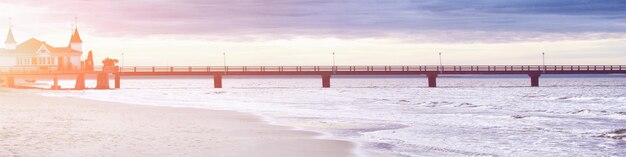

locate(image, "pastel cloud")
[[5, 0, 626, 42]]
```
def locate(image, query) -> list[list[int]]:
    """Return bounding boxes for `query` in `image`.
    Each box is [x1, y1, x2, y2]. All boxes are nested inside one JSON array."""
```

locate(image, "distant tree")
[[102, 58, 119, 67], [86, 51, 94, 71]]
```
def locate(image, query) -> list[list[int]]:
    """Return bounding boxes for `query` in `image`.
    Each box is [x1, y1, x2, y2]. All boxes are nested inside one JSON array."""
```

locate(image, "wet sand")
[[0, 89, 354, 157]]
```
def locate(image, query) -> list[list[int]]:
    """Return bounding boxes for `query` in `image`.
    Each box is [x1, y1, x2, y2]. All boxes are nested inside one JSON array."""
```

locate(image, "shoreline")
[[0, 89, 355, 157]]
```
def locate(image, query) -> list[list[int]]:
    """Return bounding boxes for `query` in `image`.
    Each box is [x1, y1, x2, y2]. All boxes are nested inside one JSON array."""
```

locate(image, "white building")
[[0, 27, 84, 71]]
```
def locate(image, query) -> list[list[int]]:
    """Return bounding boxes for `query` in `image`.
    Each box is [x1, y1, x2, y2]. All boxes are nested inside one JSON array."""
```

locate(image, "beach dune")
[[0, 90, 354, 157]]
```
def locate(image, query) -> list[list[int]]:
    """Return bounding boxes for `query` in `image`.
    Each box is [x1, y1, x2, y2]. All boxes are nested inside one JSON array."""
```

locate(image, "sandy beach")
[[0, 89, 354, 157]]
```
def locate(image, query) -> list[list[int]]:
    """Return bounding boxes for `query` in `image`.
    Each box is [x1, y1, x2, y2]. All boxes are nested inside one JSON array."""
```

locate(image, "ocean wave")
[[597, 129, 626, 140], [205, 91, 227, 95], [34, 77, 626, 156], [550, 96, 626, 102], [568, 109, 626, 119]]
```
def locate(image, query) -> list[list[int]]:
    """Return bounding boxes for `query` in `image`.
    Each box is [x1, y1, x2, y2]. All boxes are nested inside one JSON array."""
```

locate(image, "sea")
[[38, 75, 626, 157]]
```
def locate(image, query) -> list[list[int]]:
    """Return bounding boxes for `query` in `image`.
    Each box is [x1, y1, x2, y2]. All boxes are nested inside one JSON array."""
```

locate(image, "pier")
[[1, 65, 625, 89]]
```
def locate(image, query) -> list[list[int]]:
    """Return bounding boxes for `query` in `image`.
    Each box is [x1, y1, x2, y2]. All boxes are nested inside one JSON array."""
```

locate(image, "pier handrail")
[[2, 65, 625, 89], [1, 65, 625, 75], [115, 65, 625, 73]]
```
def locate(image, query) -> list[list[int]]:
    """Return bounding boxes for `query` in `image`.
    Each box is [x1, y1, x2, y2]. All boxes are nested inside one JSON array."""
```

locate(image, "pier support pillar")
[[75, 73, 86, 90], [213, 74, 222, 88], [6, 76, 15, 88], [322, 74, 331, 88], [114, 74, 121, 89], [96, 73, 110, 89], [427, 73, 437, 88], [529, 73, 541, 87], [51, 76, 61, 90]]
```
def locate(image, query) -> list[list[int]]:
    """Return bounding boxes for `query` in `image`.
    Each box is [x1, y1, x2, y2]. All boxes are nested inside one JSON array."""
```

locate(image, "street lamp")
[[121, 52, 125, 73], [332, 52, 336, 74], [542, 52, 546, 72], [223, 52, 226, 67], [439, 52, 443, 73], [223, 52, 227, 73]]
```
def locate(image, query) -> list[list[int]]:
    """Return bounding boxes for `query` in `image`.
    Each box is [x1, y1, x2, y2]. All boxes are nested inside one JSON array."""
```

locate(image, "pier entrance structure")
[[1, 65, 625, 89]]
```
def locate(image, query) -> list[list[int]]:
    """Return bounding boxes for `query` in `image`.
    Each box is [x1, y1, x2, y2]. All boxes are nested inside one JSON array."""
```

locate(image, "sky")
[[1, 0, 625, 66]]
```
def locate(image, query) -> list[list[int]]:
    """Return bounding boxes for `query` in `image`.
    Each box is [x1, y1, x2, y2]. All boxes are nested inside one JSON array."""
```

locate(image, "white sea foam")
[[39, 77, 626, 157]]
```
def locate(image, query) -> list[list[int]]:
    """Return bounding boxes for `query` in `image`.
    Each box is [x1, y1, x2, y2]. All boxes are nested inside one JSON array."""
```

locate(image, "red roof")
[[5, 28, 16, 44], [16, 38, 43, 53], [70, 28, 82, 43], [15, 38, 81, 55]]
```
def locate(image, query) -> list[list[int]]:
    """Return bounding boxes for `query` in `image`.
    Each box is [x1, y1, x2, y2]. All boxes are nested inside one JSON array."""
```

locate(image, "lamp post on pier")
[[542, 52, 546, 73], [121, 52, 125, 73], [332, 52, 336, 74], [223, 52, 227, 73], [438, 52, 443, 73]]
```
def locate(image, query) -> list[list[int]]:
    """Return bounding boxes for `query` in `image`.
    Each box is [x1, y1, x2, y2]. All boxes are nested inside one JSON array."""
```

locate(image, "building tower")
[[69, 27, 83, 52], [5, 27, 16, 50]]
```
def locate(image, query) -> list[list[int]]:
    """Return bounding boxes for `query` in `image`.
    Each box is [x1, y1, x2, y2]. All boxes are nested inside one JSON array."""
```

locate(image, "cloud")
[[4, 0, 626, 42]]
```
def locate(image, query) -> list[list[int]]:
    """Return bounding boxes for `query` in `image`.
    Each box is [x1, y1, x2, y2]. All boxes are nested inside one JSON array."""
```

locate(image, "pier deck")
[[1, 65, 625, 89]]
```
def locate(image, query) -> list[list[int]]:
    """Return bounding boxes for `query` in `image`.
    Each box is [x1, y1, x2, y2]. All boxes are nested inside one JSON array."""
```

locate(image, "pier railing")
[[1, 65, 625, 74], [116, 65, 625, 73], [0, 66, 60, 74], [2, 65, 625, 89]]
